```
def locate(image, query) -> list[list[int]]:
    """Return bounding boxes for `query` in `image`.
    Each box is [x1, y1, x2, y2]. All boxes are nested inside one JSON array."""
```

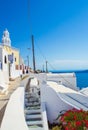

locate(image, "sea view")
[[51, 70, 88, 89], [76, 71, 88, 89], [1, 1, 88, 130]]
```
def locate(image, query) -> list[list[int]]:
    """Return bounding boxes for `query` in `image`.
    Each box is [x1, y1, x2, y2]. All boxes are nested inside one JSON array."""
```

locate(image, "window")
[[4, 56, 7, 64], [0, 61, 2, 69], [15, 57, 16, 62]]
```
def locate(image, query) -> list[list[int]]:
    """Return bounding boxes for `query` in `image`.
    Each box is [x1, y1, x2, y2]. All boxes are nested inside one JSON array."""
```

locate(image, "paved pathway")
[[0, 77, 22, 126], [0, 74, 31, 126], [0, 77, 21, 110]]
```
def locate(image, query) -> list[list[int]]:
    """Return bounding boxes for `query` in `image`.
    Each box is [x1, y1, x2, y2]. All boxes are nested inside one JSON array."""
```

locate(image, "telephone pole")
[[27, 56, 29, 67], [46, 61, 48, 73], [43, 64, 44, 72], [32, 35, 36, 73], [27, 48, 30, 67]]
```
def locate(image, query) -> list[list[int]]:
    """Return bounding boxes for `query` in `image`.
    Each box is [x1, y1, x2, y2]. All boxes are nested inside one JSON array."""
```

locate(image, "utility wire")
[[34, 41, 47, 61], [35, 42, 77, 88], [27, 0, 77, 89]]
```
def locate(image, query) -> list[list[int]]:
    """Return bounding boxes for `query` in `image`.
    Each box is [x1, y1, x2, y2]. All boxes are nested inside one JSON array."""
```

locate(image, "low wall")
[[41, 82, 73, 123], [10, 70, 22, 79], [1, 87, 29, 130], [47, 73, 78, 91], [0, 70, 9, 89]]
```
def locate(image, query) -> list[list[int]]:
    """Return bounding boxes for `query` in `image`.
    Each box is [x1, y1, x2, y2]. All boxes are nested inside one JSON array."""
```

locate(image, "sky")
[[0, 0, 88, 71]]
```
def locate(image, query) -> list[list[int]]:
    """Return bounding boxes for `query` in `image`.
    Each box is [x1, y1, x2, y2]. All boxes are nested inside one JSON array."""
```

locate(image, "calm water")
[[51, 70, 88, 89], [76, 71, 88, 89]]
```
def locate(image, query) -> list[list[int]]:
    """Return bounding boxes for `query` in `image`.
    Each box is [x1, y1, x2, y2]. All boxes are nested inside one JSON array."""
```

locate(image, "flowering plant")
[[52, 109, 88, 130]]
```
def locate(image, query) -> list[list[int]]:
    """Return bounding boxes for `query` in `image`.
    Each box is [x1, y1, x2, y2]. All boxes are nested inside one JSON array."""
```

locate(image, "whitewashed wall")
[[10, 63, 22, 79], [0, 71, 9, 89], [2, 49, 8, 71], [47, 73, 78, 91], [41, 82, 73, 123], [1, 87, 29, 130], [11, 70, 21, 79], [0, 47, 3, 62], [0, 48, 9, 89]]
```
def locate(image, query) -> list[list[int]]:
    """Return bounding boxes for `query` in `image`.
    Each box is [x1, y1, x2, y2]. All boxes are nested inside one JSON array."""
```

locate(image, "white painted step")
[[26, 106, 41, 110], [28, 127, 44, 130], [26, 102, 40, 106], [25, 92, 29, 95], [28, 99, 39, 102], [26, 109, 41, 114], [26, 114, 42, 119], [27, 120, 43, 125]]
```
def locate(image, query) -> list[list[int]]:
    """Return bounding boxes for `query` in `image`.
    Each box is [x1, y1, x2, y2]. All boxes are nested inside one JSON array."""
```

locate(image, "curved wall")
[[41, 82, 73, 123], [1, 87, 28, 130]]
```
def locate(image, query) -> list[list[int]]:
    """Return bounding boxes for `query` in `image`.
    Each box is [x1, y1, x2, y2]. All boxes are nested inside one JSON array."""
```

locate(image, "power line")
[[27, 1, 77, 88], [35, 42, 76, 88], [34, 41, 57, 70], [34, 41, 47, 61]]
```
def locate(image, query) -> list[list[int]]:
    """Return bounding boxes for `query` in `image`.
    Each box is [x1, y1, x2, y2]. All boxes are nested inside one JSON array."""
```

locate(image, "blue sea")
[[51, 70, 88, 90]]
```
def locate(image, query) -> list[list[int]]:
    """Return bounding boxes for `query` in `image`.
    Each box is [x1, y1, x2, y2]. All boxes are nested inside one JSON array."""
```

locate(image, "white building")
[[0, 45, 9, 90], [0, 29, 25, 91]]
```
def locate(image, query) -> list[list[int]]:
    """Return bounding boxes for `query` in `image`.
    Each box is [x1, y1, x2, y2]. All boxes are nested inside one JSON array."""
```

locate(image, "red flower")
[[85, 120, 88, 127], [76, 121, 82, 126], [58, 109, 88, 129], [74, 115, 77, 120], [65, 126, 69, 130]]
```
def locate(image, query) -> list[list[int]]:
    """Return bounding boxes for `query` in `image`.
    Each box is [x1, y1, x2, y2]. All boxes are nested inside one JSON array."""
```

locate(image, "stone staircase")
[[25, 91, 44, 130]]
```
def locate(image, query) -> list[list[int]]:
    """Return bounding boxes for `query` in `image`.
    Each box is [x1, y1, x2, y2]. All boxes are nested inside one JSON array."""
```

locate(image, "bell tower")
[[2, 29, 11, 47]]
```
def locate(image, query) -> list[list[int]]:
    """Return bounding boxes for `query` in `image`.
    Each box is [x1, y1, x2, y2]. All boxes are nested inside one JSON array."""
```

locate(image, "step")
[[28, 124, 44, 130], [28, 127, 44, 130], [26, 102, 40, 106], [28, 99, 39, 102], [26, 104, 41, 107], [27, 104, 40, 107], [26, 114, 42, 119], [27, 120, 43, 126], [26, 118, 42, 121], [26, 106, 41, 110], [25, 92, 29, 95], [26, 109, 41, 114], [25, 95, 30, 98]]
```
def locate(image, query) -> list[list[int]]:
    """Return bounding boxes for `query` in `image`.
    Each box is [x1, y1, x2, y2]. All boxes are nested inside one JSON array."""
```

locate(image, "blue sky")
[[0, 0, 88, 71]]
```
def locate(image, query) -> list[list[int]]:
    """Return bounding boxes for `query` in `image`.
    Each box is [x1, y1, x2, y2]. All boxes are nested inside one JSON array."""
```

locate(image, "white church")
[[0, 29, 25, 92]]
